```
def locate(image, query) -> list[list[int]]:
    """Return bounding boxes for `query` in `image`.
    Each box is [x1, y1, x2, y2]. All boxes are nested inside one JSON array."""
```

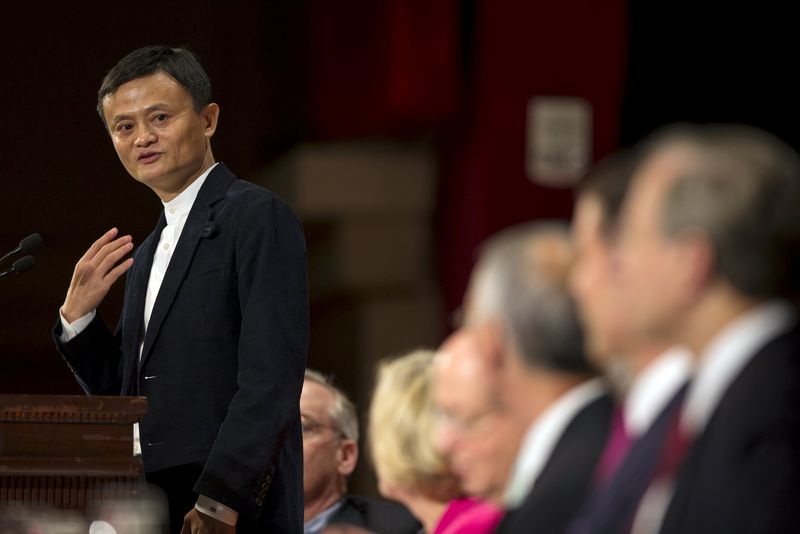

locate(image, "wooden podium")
[[0, 394, 147, 513]]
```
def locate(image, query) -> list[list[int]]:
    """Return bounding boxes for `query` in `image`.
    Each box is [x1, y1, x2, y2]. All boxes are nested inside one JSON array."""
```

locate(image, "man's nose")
[[135, 126, 157, 146]]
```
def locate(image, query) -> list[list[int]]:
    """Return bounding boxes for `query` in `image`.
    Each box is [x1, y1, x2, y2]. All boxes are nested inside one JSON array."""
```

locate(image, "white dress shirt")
[[504, 378, 607, 508], [60, 164, 236, 526], [624, 346, 692, 439]]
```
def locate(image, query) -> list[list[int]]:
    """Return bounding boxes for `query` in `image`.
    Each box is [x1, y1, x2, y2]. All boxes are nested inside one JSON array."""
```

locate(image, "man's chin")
[[461, 480, 489, 499], [130, 160, 170, 180], [130, 171, 162, 186]]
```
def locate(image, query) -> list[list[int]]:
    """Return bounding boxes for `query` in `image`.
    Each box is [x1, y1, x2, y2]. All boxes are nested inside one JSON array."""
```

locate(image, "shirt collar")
[[303, 499, 344, 534], [680, 300, 797, 435], [624, 346, 692, 437], [503, 377, 607, 508], [162, 163, 217, 225]]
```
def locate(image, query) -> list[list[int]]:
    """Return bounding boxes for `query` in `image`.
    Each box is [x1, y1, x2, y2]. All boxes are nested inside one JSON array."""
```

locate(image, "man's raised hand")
[[61, 227, 134, 323]]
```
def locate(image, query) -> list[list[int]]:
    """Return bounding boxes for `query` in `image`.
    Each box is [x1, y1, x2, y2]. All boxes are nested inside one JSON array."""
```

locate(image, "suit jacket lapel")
[[138, 164, 234, 370], [121, 214, 165, 394]]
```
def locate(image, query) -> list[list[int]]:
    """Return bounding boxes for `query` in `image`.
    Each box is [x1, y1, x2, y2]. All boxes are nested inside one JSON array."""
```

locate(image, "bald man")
[[433, 329, 524, 506]]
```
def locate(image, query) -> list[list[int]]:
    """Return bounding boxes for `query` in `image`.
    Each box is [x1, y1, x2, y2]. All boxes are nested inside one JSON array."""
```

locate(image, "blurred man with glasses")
[[300, 370, 420, 534]]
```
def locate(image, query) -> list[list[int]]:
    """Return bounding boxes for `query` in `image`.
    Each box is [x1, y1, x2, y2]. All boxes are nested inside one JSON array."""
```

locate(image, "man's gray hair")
[[304, 369, 359, 442], [645, 123, 800, 298], [466, 222, 592, 374]]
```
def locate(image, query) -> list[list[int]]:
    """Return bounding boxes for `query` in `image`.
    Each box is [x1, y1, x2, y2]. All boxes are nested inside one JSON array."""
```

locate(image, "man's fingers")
[[90, 234, 133, 267], [97, 240, 134, 277], [182, 509, 205, 534], [105, 257, 134, 283], [80, 227, 119, 263], [181, 510, 195, 534]]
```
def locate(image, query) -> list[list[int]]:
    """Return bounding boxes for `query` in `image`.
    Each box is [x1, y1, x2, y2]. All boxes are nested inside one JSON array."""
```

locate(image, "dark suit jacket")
[[496, 392, 614, 534], [660, 322, 800, 534], [329, 494, 422, 534], [565, 384, 687, 534], [53, 163, 309, 530]]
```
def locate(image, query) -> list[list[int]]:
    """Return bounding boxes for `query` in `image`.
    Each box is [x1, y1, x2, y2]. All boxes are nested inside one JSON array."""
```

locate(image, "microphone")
[[0, 255, 36, 279], [0, 233, 43, 265]]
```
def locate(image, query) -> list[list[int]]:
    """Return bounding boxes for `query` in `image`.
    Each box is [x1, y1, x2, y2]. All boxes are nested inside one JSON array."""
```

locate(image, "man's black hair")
[[96, 45, 211, 123]]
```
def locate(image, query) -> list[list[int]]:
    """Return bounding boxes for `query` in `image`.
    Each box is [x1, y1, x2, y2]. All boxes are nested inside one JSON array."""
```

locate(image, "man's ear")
[[201, 103, 220, 138], [337, 439, 359, 478], [674, 231, 715, 298]]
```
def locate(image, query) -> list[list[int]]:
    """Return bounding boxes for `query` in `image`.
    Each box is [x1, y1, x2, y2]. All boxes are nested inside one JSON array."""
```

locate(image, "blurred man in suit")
[[565, 151, 692, 533], [433, 328, 524, 507], [301, 370, 420, 534], [53, 46, 308, 533], [619, 124, 800, 533], [462, 223, 613, 534]]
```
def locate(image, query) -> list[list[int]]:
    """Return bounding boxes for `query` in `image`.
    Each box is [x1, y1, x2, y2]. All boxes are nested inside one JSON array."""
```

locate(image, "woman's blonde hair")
[[368, 349, 459, 501]]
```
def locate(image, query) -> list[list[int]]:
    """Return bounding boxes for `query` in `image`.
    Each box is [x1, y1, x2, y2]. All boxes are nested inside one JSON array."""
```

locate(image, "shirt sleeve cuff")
[[195, 495, 238, 526], [59, 309, 96, 342]]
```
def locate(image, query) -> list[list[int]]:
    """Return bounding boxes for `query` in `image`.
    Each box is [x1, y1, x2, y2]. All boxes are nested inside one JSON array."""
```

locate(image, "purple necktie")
[[594, 405, 632, 485]]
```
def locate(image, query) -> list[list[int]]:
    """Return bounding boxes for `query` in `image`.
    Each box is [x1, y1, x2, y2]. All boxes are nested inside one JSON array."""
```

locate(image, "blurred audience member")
[[434, 329, 524, 511], [618, 124, 800, 533], [302, 370, 420, 534], [462, 223, 613, 534], [565, 150, 692, 533], [369, 350, 500, 533]]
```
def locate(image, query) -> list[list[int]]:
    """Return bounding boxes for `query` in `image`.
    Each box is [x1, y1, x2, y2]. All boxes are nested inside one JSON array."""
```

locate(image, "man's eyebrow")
[[110, 104, 174, 125], [144, 103, 173, 113]]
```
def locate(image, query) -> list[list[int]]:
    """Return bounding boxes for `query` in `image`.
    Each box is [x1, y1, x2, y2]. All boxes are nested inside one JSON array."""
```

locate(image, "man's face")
[[300, 381, 351, 503], [569, 195, 629, 367], [434, 333, 523, 503], [618, 149, 688, 341], [101, 71, 218, 200]]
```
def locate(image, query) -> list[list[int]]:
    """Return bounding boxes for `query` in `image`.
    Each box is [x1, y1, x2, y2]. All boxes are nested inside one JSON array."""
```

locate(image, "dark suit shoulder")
[[498, 392, 613, 534], [226, 176, 282, 202], [222, 178, 303, 234], [330, 494, 421, 534], [662, 322, 800, 534], [214, 165, 291, 206], [694, 322, 800, 450], [199, 162, 296, 218]]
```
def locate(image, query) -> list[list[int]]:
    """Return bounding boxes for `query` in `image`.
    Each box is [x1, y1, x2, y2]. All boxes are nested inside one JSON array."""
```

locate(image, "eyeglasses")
[[301, 415, 346, 439], [436, 403, 503, 437]]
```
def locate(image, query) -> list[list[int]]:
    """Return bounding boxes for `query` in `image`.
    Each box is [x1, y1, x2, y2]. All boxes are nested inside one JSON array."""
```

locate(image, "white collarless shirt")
[[131, 164, 214, 455], [141, 164, 213, 341]]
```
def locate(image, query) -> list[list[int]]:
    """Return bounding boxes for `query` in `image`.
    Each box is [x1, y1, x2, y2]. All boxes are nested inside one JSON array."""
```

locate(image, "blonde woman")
[[369, 350, 503, 534]]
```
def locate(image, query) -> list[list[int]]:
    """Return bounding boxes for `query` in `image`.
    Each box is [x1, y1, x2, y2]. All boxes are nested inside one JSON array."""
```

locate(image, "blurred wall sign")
[[526, 96, 592, 187]]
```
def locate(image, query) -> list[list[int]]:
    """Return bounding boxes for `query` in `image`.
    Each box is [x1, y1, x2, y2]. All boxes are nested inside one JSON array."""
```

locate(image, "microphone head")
[[20, 233, 42, 253], [12, 255, 36, 274]]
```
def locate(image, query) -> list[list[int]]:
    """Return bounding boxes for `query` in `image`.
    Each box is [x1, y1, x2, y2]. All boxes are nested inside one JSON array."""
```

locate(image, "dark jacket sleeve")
[[52, 312, 123, 396], [193, 193, 309, 520]]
